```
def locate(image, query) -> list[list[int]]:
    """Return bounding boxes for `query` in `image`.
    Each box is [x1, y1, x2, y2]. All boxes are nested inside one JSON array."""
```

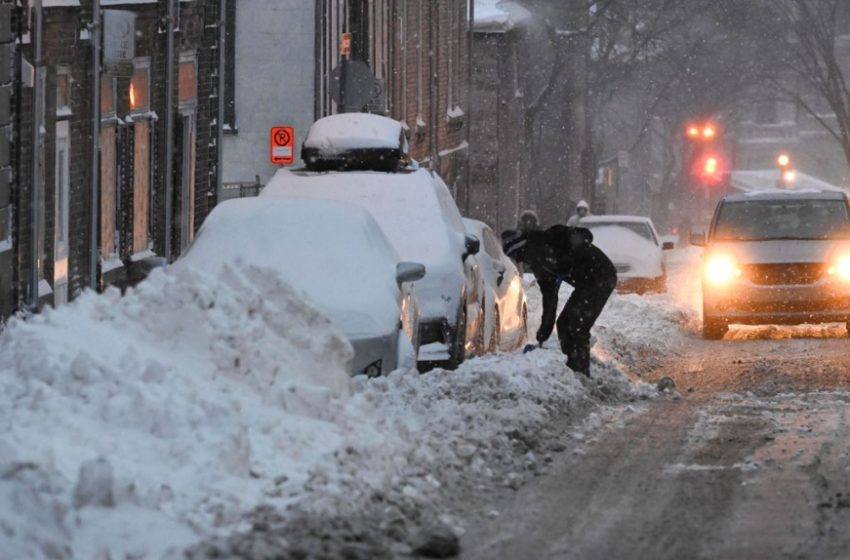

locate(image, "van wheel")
[[703, 312, 728, 340]]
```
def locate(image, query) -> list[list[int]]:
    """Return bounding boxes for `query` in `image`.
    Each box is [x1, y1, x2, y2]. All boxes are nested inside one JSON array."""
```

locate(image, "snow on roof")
[[303, 113, 404, 154], [474, 0, 532, 33], [177, 197, 402, 338], [730, 170, 848, 195]]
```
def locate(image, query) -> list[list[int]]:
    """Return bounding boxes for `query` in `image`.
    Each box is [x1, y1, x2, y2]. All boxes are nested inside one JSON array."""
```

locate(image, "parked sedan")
[[580, 215, 674, 293], [174, 197, 425, 376], [463, 218, 528, 352]]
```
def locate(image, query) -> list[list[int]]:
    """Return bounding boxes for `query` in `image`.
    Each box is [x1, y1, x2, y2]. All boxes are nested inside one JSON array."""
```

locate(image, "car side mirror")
[[662, 241, 675, 251], [396, 262, 426, 286], [464, 234, 480, 259], [690, 232, 706, 247]]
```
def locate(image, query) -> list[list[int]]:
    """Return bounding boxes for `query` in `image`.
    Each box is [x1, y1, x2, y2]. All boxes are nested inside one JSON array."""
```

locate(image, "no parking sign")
[[270, 126, 295, 165]]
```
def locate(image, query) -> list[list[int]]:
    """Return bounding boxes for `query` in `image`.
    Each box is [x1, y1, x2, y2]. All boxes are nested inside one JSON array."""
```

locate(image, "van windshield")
[[713, 199, 850, 241]]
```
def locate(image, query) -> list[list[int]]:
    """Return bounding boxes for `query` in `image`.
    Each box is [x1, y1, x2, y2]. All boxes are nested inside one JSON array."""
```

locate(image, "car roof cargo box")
[[302, 113, 410, 173]]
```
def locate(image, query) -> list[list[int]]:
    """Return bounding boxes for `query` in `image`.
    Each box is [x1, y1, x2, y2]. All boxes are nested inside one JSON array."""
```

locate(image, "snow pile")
[[0, 249, 702, 558], [0, 266, 361, 559]]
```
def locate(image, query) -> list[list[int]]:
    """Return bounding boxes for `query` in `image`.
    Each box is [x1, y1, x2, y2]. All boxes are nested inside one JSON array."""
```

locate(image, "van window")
[[714, 199, 850, 241]]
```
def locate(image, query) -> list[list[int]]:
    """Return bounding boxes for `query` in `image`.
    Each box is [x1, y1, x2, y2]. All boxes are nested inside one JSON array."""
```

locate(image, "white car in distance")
[[580, 215, 674, 293]]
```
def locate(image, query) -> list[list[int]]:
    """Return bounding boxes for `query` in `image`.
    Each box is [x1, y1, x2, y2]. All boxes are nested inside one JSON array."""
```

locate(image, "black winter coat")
[[503, 225, 617, 290]]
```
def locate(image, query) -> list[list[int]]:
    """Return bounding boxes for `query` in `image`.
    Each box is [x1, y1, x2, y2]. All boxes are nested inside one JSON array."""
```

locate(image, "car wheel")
[[488, 308, 501, 353], [702, 309, 728, 340], [446, 306, 467, 370]]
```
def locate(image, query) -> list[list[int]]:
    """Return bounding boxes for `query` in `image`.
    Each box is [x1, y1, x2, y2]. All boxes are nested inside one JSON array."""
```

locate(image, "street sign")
[[270, 126, 295, 165], [103, 10, 136, 76], [340, 33, 352, 56]]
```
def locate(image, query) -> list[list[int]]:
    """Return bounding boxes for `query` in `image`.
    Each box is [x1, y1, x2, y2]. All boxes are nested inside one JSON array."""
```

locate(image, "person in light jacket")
[[566, 200, 591, 226]]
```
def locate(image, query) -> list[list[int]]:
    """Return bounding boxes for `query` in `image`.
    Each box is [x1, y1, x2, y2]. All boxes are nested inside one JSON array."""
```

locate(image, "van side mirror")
[[464, 234, 480, 259], [690, 232, 706, 247], [396, 262, 426, 286], [662, 241, 675, 251]]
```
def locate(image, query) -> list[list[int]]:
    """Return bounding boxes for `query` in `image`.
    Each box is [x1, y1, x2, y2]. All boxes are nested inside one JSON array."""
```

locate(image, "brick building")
[[315, 0, 471, 207], [3, 0, 223, 320], [0, 0, 15, 320], [468, 1, 531, 234]]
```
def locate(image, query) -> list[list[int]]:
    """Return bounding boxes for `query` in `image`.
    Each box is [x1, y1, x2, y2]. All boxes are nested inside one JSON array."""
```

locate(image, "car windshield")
[[585, 221, 656, 244], [713, 199, 850, 241]]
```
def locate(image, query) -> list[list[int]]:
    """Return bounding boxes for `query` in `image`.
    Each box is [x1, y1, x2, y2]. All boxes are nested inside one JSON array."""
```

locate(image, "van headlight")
[[704, 254, 741, 286], [827, 255, 850, 280]]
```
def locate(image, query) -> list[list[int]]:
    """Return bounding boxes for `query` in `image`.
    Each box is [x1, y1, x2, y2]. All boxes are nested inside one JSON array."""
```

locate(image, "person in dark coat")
[[503, 225, 617, 376]]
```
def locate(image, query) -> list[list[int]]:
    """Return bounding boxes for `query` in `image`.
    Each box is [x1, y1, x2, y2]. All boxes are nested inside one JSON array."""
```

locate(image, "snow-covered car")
[[262, 113, 484, 370], [581, 215, 674, 293], [174, 197, 425, 376], [463, 218, 528, 352], [692, 190, 850, 339]]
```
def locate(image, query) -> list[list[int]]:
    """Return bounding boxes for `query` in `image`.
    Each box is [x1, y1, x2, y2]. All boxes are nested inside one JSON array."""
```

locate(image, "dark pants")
[[556, 278, 616, 375], [536, 276, 561, 344]]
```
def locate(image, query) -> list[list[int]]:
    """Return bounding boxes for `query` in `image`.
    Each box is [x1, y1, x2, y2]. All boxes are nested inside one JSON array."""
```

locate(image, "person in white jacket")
[[566, 200, 591, 226]]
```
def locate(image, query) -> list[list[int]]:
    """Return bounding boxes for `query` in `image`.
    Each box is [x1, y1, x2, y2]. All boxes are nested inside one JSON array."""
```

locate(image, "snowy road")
[[462, 255, 850, 560]]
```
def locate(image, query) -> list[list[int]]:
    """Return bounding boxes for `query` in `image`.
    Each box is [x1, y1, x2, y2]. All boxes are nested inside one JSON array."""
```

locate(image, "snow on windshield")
[[177, 197, 401, 337], [714, 199, 850, 241], [589, 226, 662, 277]]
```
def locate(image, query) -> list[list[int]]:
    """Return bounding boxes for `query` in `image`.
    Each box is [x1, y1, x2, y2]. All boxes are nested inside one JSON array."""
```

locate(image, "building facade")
[[221, 0, 316, 189], [3, 0, 223, 321], [315, 0, 471, 206], [468, 2, 530, 234]]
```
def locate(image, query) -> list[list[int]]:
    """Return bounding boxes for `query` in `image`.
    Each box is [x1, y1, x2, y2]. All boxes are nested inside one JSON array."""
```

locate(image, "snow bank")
[[0, 266, 358, 559], [1, 249, 701, 558]]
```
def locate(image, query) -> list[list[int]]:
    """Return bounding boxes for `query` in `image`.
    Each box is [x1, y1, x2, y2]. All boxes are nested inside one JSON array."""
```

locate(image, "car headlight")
[[827, 255, 850, 280], [704, 254, 741, 285]]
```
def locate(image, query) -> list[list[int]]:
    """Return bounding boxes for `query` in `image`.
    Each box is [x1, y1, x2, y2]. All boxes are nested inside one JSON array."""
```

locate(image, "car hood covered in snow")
[[262, 168, 468, 322]]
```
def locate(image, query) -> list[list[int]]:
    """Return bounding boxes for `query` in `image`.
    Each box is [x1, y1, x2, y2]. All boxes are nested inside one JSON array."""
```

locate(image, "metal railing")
[[220, 176, 262, 200]]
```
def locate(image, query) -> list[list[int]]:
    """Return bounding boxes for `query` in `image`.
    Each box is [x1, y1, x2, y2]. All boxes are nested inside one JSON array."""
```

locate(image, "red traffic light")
[[692, 154, 725, 186], [685, 122, 720, 142]]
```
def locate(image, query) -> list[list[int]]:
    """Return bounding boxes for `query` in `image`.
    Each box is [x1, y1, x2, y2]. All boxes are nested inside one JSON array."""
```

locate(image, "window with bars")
[[100, 76, 120, 262]]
